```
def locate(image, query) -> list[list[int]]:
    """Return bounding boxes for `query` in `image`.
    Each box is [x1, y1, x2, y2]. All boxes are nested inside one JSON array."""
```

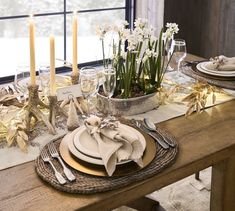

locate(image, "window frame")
[[0, 0, 136, 83]]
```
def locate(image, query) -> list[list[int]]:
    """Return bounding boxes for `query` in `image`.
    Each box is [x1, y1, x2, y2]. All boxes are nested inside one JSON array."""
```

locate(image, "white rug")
[[115, 168, 211, 211]]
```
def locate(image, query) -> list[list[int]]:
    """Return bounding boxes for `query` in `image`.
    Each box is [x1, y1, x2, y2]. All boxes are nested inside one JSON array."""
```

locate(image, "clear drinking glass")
[[38, 64, 50, 96], [80, 67, 98, 115], [102, 68, 116, 117], [14, 65, 30, 99], [173, 39, 187, 76], [165, 35, 174, 71]]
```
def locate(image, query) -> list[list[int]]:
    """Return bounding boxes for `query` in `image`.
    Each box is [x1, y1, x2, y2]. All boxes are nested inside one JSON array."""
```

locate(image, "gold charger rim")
[[59, 126, 157, 177]]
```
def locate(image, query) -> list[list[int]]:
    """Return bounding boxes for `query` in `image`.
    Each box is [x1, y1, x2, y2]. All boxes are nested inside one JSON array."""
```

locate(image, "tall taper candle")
[[29, 15, 36, 85], [50, 35, 56, 96], [72, 11, 78, 74]]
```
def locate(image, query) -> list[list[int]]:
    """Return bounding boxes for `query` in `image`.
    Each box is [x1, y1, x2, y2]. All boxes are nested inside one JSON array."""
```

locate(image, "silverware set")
[[131, 118, 175, 150], [41, 142, 76, 185]]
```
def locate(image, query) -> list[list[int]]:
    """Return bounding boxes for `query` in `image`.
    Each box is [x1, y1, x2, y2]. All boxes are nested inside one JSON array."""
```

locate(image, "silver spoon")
[[143, 118, 176, 147]]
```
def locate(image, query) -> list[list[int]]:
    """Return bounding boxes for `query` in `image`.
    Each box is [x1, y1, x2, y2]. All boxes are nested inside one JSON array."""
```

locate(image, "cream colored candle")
[[72, 11, 78, 74], [29, 15, 36, 85], [50, 35, 56, 96]]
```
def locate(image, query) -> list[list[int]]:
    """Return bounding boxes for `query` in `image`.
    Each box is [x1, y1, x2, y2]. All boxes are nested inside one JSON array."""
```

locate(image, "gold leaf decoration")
[[182, 82, 225, 116], [6, 127, 17, 146], [5, 109, 29, 152], [157, 85, 181, 105], [16, 135, 27, 153]]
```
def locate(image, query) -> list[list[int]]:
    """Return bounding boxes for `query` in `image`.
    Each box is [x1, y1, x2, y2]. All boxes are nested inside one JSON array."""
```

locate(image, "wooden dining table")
[[1, 54, 235, 211]]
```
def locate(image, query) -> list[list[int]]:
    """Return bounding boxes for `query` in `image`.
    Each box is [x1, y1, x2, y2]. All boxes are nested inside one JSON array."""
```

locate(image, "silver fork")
[[48, 142, 76, 182], [41, 149, 67, 185]]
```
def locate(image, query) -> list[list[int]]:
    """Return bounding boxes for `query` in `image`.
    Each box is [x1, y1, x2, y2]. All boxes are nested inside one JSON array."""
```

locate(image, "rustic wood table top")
[[1, 54, 235, 211]]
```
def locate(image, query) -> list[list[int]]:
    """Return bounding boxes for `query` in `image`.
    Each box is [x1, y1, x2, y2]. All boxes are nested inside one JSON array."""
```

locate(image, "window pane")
[[66, 10, 125, 65], [67, 0, 125, 11], [0, 0, 63, 17], [0, 15, 64, 78]]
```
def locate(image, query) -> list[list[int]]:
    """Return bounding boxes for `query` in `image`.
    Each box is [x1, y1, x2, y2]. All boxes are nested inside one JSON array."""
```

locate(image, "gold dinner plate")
[[59, 127, 157, 177]]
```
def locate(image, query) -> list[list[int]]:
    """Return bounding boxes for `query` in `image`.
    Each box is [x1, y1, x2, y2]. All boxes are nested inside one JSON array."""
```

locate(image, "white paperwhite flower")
[[142, 25, 154, 38], [127, 33, 139, 51], [153, 52, 158, 58], [121, 20, 129, 27], [134, 18, 148, 29], [120, 28, 131, 40], [143, 48, 158, 61], [95, 24, 110, 39], [145, 49, 152, 57], [164, 23, 179, 39], [127, 44, 136, 51]]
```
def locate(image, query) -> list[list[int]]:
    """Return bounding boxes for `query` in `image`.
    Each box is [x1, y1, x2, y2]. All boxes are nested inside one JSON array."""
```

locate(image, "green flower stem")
[[102, 39, 106, 68]]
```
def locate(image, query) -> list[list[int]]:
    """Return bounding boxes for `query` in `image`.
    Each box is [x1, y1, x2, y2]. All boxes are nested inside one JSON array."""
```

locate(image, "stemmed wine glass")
[[38, 64, 50, 96], [172, 39, 187, 77], [165, 35, 174, 71], [80, 67, 99, 115], [102, 68, 116, 117], [14, 64, 30, 100]]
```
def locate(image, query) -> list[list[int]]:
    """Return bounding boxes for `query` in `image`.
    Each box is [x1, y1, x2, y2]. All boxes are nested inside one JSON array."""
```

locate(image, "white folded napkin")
[[206, 55, 235, 71], [84, 116, 144, 176]]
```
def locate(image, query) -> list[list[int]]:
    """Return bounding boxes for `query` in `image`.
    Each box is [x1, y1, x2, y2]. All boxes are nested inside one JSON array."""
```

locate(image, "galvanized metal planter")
[[96, 92, 158, 116]]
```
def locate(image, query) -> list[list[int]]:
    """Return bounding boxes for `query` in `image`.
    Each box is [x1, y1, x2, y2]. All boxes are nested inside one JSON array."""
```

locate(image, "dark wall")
[[164, 0, 235, 58]]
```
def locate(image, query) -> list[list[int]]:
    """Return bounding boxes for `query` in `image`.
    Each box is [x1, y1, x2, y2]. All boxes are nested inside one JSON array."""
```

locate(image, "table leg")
[[210, 155, 235, 211], [195, 171, 200, 180], [126, 196, 165, 211]]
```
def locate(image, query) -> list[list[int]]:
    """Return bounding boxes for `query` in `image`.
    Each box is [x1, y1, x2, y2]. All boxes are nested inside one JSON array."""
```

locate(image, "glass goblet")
[[172, 39, 187, 77], [80, 67, 98, 115], [165, 35, 174, 71], [102, 68, 116, 117], [14, 65, 30, 99], [38, 64, 50, 96]]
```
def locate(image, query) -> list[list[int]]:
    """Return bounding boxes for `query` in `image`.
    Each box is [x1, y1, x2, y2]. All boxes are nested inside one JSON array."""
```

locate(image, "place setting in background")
[[181, 54, 235, 90]]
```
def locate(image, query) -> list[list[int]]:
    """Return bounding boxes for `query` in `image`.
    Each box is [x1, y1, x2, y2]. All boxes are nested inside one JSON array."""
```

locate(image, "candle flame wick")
[[29, 14, 34, 18], [73, 10, 77, 15]]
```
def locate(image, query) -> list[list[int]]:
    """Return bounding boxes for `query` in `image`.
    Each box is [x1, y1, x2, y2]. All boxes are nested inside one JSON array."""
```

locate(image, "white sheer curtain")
[[136, 0, 165, 35]]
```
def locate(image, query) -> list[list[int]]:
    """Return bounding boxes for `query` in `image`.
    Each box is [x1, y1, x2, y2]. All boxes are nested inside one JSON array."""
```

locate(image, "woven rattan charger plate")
[[182, 64, 235, 90], [35, 125, 178, 194]]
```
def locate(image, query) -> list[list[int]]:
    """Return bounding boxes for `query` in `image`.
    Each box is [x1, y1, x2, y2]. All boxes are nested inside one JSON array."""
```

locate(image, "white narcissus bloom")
[[145, 49, 152, 57], [164, 23, 179, 39], [95, 24, 110, 40], [120, 28, 131, 40], [127, 33, 140, 51], [142, 25, 154, 38], [121, 20, 129, 27], [134, 18, 148, 29]]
